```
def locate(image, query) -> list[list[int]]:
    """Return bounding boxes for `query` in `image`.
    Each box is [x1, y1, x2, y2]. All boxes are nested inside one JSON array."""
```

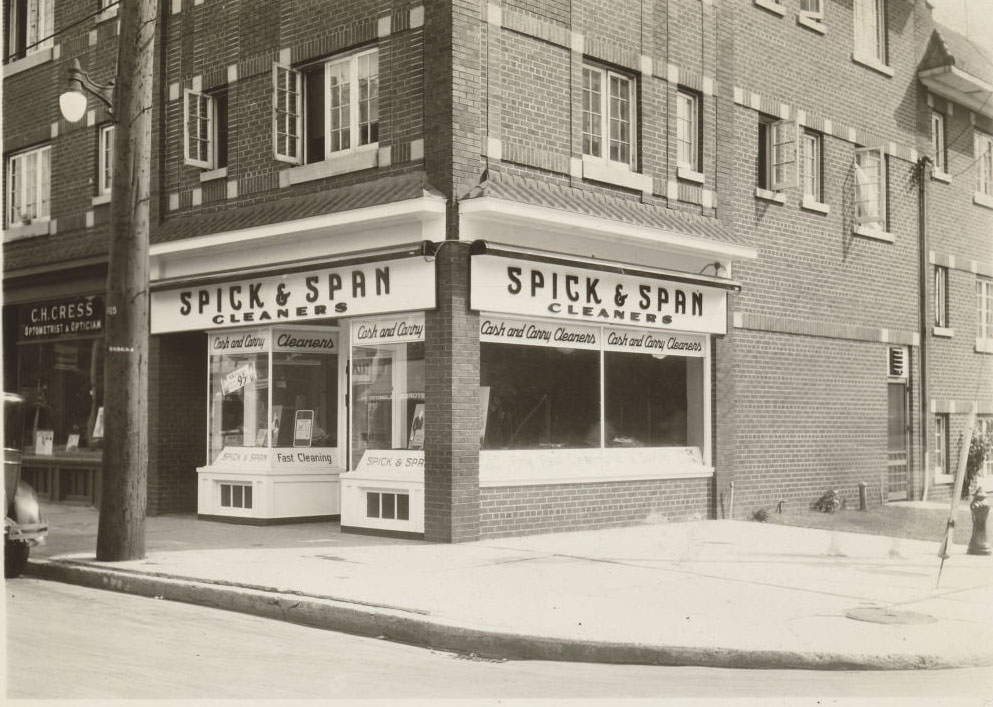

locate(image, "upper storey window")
[[6, 144, 50, 227], [582, 64, 635, 170], [853, 0, 889, 72], [975, 131, 993, 201], [676, 89, 702, 181], [274, 48, 379, 165], [854, 147, 889, 237], [184, 88, 228, 171], [930, 110, 947, 176], [5, 0, 53, 62]]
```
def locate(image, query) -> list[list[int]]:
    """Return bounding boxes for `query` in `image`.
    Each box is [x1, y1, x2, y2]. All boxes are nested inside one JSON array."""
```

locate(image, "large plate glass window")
[[350, 316, 425, 467]]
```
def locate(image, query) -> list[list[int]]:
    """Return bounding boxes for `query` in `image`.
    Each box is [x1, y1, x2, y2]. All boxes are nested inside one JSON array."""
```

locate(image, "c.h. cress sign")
[[152, 257, 435, 334], [471, 255, 727, 334]]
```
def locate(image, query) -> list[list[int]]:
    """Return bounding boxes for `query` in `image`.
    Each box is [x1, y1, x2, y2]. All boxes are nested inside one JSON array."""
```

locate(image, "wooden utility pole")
[[96, 0, 159, 561]]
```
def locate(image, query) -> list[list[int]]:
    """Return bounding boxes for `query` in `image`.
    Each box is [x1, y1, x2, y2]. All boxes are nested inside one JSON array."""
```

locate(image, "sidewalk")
[[21, 503, 993, 670]]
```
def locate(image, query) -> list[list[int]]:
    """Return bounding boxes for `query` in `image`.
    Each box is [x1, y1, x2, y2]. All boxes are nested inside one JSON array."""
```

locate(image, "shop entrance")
[[886, 382, 909, 501]]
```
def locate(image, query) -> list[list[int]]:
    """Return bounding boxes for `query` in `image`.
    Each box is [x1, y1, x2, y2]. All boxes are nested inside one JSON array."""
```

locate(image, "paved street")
[[6, 579, 992, 701]]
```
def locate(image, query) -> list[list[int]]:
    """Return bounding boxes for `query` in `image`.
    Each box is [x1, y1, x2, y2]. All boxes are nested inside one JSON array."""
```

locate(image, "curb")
[[24, 559, 993, 672]]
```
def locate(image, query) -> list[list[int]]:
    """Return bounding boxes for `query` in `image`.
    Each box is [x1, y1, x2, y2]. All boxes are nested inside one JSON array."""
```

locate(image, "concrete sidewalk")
[[20, 503, 993, 670]]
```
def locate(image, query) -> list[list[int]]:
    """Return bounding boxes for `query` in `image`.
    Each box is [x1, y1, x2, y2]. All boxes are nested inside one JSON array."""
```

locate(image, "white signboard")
[[209, 330, 269, 355], [212, 446, 339, 468], [479, 317, 600, 350], [603, 329, 706, 357], [352, 314, 425, 346], [471, 255, 727, 334], [273, 329, 339, 353], [152, 257, 436, 333]]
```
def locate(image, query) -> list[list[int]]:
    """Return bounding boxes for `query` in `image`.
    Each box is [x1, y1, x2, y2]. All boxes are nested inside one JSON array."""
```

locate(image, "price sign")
[[221, 363, 257, 394]]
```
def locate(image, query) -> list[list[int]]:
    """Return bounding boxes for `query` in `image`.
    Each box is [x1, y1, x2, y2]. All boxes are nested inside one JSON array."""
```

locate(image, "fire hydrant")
[[967, 485, 992, 556]]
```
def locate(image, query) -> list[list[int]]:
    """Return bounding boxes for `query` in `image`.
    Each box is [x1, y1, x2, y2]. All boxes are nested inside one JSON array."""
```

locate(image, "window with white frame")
[[934, 414, 948, 479], [801, 129, 823, 203], [979, 417, 993, 477], [853, 0, 887, 66], [5, 0, 53, 63], [935, 266, 948, 328], [854, 147, 887, 231], [98, 125, 115, 197], [184, 88, 228, 170], [931, 111, 946, 175], [6, 144, 50, 226], [676, 89, 701, 174], [757, 115, 798, 193], [800, 0, 823, 20], [978, 278, 993, 343], [976, 130, 993, 197], [582, 64, 636, 169], [273, 48, 379, 164]]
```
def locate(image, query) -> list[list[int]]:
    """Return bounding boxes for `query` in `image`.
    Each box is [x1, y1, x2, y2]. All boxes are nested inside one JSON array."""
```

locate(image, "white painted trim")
[[459, 196, 759, 261], [677, 166, 705, 184], [932, 327, 954, 338], [797, 14, 825, 34], [852, 53, 894, 78], [854, 225, 895, 243], [800, 195, 830, 214], [3, 48, 53, 77], [753, 0, 785, 16], [932, 169, 952, 183], [977, 338, 993, 354], [199, 167, 228, 183], [581, 156, 652, 192], [150, 194, 447, 260], [754, 187, 785, 204], [91, 193, 112, 206], [279, 147, 378, 187], [974, 191, 993, 210]]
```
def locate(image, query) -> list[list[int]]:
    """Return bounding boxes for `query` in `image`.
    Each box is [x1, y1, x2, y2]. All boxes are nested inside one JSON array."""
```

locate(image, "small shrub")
[[751, 508, 768, 522], [812, 490, 842, 513]]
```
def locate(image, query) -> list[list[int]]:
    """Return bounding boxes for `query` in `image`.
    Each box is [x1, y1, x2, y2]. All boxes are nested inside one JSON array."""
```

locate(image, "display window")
[[350, 316, 425, 467], [15, 338, 104, 453], [206, 326, 340, 465], [480, 318, 705, 453]]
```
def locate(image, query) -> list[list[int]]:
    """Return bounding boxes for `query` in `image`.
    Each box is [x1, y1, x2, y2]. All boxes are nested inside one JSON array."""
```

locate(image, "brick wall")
[[147, 332, 207, 515], [480, 477, 711, 538], [424, 241, 480, 542]]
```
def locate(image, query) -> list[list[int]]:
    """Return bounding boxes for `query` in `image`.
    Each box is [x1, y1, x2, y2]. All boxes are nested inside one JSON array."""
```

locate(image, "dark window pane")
[[366, 492, 379, 518], [221, 484, 231, 507], [397, 493, 409, 520], [382, 492, 395, 519], [243, 485, 252, 509]]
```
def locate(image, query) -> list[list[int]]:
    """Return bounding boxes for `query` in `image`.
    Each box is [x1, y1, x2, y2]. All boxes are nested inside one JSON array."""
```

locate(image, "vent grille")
[[888, 347, 906, 378]]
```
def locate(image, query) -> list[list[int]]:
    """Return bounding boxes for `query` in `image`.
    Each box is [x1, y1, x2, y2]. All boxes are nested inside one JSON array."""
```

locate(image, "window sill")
[[753, 0, 785, 16], [3, 219, 54, 241], [582, 156, 652, 192], [977, 338, 993, 354], [91, 193, 112, 206], [933, 473, 953, 485], [852, 53, 894, 78], [801, 196, 830, 214], [932, 326, 954, 338], [853, 225, 894, 243], [3, 47, 54, 78], [797, 14, 825, 34], [754, 187, 785, 204], [200, 166, 228, 183], [279, 147, 379, 187], [95, 4, 119, 23], [974, 191, 993, 210], [677, 165, 705, 184], [932, 169, 951, 183]]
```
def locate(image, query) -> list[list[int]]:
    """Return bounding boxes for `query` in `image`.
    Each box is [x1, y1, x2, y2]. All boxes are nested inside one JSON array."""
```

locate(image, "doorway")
[[886, 381, 909, 501]]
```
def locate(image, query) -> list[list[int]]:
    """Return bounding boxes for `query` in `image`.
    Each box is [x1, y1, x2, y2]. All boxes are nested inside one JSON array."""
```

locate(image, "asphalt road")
[[5, 578, 992, 701]]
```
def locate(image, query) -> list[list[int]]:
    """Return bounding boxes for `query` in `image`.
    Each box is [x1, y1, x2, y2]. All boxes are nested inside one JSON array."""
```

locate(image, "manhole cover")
[[845, 607, 937, 625]]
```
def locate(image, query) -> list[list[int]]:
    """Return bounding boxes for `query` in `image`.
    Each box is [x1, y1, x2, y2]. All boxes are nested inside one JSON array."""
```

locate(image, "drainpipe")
[[918, 155, 932, 501]]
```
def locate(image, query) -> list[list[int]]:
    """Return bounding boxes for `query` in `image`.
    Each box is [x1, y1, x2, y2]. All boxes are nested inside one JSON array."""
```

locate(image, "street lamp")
[[59, 59, 115, 122]]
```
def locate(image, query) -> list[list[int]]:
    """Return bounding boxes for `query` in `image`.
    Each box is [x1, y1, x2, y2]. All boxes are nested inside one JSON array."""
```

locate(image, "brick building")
[[3, 0, 991, 541]]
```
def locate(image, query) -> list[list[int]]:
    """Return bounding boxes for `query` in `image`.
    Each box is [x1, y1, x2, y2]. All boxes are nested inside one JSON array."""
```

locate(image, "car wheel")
[[4, 540, 30, 578]]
